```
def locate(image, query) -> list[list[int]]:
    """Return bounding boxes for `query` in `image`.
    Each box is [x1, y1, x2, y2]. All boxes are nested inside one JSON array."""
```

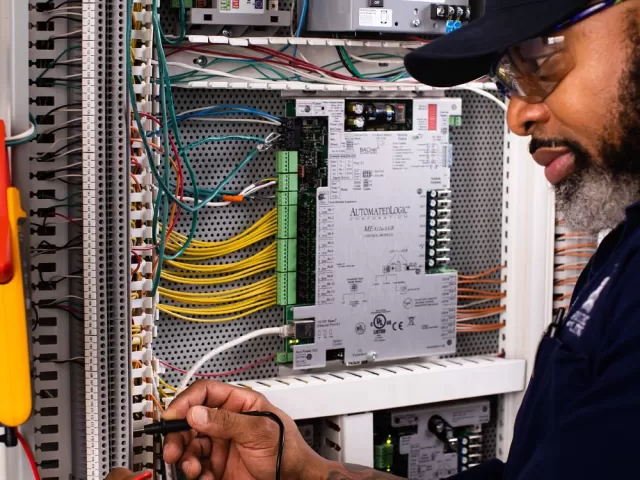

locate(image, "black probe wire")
[[241, 411, 285, 480]]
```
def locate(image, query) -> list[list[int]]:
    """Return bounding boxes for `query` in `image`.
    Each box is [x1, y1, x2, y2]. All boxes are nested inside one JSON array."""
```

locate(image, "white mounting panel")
[[240, 356, 524, 420]]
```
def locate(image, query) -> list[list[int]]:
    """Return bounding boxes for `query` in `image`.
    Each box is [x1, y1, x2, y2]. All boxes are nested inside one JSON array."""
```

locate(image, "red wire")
[[53, 212, 81, 225], [158, 354, 276, 378], [15, 430, 41, 480], [164, 44, 373, 83], [133, 472, 153, 480], [131, 250, 143, 276]]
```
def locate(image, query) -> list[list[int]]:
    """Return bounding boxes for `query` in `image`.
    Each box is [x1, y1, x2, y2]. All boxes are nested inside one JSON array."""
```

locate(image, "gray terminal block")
[[302, 0, 470, 35]]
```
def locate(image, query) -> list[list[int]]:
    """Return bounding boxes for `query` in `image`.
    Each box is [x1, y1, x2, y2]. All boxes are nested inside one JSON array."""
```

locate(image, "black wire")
[[49, 34, 82, 40], [41, 102, 81, 117], [335, 46, 360, 78], [241, 411, 284, 480], [52, 0, 82, 9], [31, 304, 40, 331], [36, 304, 83, 322], [42, 14, 82, 22], [37, 120, 81, 139]]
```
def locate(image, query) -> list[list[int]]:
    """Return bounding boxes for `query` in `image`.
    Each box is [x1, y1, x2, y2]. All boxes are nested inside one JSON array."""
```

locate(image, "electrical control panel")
[[302, 0, 471, 36], [276, 97, 461, 369], [186, 0, 292, 35], [374, 400, 490, 479]]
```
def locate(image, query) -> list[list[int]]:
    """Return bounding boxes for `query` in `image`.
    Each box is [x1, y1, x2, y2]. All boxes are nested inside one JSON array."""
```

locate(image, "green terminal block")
[[276, 151, 299, 307], [449, 115, 463, 127], [277, 204, 298, 239], [276, 271, 297, 306], [276, 151, 298, 174], [374, 437, 394, 472], [172, 0, 193, 6], [277, 238, 297, 272]]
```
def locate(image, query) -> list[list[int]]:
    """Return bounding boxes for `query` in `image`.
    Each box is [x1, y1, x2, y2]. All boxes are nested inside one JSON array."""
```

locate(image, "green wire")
[[337, 46, 364, 79], [36, 45, 81, 82]]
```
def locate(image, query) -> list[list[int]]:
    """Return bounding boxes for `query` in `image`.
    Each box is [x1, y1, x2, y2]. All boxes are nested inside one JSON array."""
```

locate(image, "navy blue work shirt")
[[450, 200, 640, 480]]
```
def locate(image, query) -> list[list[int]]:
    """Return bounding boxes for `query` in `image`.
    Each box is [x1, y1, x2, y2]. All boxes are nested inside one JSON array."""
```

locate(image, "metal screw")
[[369, 351, 377, 361], [194, 55, 207, 67], [434, 420, 445, 433], [222, 28, 232, 37], [417, 188, 423, 195], [412, 18, 421, 27]]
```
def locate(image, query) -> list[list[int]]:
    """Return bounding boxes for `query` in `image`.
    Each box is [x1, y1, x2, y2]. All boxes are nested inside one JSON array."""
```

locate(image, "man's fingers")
[[186, 406, 279, 446], [211, 437, 230, 479], [163, 430, 192, 464], [104, 467, 137, 480], [163, 380, 269, 421], [179, 437, 212, 479]]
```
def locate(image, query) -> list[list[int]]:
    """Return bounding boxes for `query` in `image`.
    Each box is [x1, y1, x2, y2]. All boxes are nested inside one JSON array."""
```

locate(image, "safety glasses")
[[491, 0, 627, 103]]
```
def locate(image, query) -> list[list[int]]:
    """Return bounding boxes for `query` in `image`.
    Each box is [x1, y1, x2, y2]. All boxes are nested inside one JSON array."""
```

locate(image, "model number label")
[[359, 8, 393, 27]]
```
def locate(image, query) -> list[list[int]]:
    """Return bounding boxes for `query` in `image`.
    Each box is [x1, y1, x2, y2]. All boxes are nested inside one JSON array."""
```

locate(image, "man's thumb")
[[187, 406, 260, 443]]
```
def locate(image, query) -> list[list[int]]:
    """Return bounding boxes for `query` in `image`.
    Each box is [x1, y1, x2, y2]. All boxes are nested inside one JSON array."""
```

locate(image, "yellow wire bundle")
[[158, 209, 278, 323], [164, 209, 277, 260]]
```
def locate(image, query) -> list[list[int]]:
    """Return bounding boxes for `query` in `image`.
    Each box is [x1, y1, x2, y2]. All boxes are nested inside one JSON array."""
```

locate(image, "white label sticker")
[[358, 8, 393, 27], [399, 435, 416, 455]]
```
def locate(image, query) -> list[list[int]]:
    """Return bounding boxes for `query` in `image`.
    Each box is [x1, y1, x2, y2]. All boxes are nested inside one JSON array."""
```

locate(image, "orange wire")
[[554, 243, 597, 253], [457, 321, 506, 332], [458, 279, 505, 285], [458, 287, 505, 296], [556, 252, 594, 258], [457, 306, 506, 314], [148, 393, 165, 412], [554, 276, 580, 286], [554, 263, 588, 271], [554, 293, 572, 302], [458, 265, 505, 280]]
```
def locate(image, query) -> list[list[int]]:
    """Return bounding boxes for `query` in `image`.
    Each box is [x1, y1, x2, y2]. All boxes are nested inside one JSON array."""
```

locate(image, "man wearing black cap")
[[109, 1, 640, 479]]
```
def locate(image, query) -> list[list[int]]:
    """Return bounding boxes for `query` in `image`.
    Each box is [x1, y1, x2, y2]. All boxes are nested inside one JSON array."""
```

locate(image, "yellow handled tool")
[[0, 120, 32, 427]]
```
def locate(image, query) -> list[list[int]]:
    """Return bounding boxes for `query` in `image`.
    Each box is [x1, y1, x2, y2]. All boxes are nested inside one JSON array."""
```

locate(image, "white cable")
[[344, 51, 405, 64], [51, 28, 82, 38], [41, 160, 82, 173], [177, 326, 286, 392], [180, 116, 281, 126], [50, 174, 83, 180], [41, 117, 81, 134], [6, 121, 36, 143], [59, 73, 82, 79], [158, 181, 276, 208], [41, 133, 81, 155], [46, 10, 83, 16], [462, 86, 507, 111]]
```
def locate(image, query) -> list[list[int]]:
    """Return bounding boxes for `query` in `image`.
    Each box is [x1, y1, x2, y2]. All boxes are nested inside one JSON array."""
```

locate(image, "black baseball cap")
[[404, 0, 588, 87]]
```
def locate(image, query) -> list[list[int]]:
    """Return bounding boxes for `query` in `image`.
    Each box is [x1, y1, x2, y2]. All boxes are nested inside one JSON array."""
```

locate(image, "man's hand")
[[162, 379, 327, 480], [104, 468, 137, 480]]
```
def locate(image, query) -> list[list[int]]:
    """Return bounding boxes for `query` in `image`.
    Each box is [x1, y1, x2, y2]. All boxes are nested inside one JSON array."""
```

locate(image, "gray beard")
[[554, 166, 640, 234]]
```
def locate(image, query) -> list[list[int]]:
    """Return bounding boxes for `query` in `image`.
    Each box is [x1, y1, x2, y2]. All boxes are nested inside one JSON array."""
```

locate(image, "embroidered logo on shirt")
[[565, 276, 610, 337]]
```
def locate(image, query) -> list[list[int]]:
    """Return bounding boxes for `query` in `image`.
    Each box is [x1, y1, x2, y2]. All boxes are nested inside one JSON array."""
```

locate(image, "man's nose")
[[506, 97, 551, 136]]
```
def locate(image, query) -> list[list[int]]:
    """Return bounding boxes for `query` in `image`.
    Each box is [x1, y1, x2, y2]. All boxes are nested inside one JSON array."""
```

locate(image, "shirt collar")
[[625, 200, 640, 228]]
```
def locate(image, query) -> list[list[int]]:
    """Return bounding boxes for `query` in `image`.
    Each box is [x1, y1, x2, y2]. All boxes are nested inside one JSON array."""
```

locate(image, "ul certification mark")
[[371, 314, 387, 335]]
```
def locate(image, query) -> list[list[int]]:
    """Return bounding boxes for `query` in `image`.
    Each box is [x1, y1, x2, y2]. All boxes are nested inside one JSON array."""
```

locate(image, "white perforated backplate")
[[154, 88, 506, 387]]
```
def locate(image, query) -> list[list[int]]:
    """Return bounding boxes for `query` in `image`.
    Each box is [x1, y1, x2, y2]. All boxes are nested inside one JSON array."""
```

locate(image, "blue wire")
[[295, 0, 308, 36]]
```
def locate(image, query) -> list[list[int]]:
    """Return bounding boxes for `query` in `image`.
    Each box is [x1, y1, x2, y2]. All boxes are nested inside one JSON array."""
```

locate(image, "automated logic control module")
[[276, 97, 461, 369], [374, 400, 490, 479]]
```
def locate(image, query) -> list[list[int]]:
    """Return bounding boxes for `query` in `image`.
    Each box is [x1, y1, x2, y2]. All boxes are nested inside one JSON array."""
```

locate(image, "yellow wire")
[[158, 376, 177, 392], [164, 243, 276, 273], [158, 298, 276, 323], [161, 262, 276, 285], [158, 276, 276, 299], [160, 279, 275, 305]]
